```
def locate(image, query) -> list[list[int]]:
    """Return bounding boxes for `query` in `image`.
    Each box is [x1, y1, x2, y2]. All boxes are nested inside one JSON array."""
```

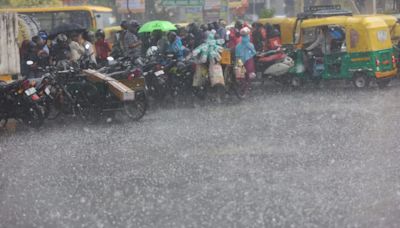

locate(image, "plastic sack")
[[209, 63, 225, 87], [235, 59, 246, 79], [193, 64, 208, 87]]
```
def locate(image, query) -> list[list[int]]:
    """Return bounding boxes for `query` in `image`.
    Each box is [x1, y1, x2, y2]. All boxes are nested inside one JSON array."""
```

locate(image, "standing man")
[[69, 32, 85, 63], [124, 20, 142, 60], [110, 20, 128, 58]]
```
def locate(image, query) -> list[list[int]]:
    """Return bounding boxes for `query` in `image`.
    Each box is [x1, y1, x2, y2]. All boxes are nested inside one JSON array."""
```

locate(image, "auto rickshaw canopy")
[[300, 16, 393, 53], [257, 17, 296, 45], [355, 15, 400, 42]]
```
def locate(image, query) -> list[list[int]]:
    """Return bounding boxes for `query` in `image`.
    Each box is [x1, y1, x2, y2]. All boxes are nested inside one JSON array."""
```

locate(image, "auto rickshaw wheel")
[[377, 79, 391, 89], [352, 73, 370, 89]]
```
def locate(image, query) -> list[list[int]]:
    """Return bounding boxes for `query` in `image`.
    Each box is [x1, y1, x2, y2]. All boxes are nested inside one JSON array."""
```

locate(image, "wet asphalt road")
[[1, 81, 400, 228]]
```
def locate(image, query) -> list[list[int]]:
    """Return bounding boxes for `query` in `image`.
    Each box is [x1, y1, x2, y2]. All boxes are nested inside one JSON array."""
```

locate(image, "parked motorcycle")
[[0, 77, 45, 129], [34, 59, 147, 122]]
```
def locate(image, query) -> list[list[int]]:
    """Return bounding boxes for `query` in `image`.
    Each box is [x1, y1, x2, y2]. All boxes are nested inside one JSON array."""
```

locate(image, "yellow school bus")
[[0, 6, 116, 33]]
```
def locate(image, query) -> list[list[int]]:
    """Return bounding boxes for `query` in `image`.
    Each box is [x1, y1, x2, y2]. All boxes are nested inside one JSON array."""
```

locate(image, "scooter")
[[255, 49, 295, 85]]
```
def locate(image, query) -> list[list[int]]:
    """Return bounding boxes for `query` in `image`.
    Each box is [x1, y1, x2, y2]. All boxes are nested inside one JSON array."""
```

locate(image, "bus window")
[[94, 11, 116, 29], [25, 11, 91, 31], [69, 11, 91, 28], [24, 12, 53, 32], [52, 11, 91, 29]]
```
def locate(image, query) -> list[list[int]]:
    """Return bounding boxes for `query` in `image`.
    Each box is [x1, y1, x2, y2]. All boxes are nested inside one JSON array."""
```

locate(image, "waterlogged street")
[[1, 82, 400, 227]]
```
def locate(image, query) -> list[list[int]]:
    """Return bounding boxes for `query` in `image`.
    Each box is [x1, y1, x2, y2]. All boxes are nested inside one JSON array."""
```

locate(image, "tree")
[[0, 0, 62, 7], [89, 0, 116, 7], [260, 9, 275, 18]]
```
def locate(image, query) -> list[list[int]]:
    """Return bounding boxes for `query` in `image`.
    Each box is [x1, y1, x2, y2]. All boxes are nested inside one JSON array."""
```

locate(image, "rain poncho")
[[167, 37, 184, 61], [235, 35, 256, 63], [192, 32, 225, 64]]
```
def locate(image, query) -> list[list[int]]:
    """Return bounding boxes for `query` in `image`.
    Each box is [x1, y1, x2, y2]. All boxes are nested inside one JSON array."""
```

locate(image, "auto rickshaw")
[[364, 15, 400, 72], [288, 16, 397, 88], [258, 17, 297, 45]]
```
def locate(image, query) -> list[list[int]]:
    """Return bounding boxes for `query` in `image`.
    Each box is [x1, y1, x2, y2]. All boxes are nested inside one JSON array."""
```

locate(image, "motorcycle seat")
[[257, 49, 281, 57], [0, 80, 20, 92], [257, 52, 286, 63]]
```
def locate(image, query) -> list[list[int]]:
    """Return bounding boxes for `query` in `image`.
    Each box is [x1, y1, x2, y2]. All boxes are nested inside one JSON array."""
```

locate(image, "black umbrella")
[[49, 23, 86, 39]]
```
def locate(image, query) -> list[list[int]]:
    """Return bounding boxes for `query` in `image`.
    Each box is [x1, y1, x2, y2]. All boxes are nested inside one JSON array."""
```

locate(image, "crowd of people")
[[19, 18, 284, 81]]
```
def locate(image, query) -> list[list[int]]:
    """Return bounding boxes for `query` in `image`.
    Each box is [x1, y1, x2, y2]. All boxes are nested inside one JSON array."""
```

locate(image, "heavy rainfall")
[[1, 0, 400, 227]]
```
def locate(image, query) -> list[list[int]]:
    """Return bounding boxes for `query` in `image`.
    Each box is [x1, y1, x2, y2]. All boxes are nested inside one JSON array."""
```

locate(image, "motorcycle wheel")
[[76, 84, 102, 123], [193, 86, 207, 100], [224, 65, 247, 99], [154, 78, 168, 101], [0, 118, 8, 128], [22, 104, 44, 129], [45, 101, 62, 120], [123, 92, 147, 121]]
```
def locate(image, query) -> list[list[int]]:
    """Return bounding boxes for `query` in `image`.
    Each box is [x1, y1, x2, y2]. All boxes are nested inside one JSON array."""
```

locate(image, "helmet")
[[128, 20, 140, 29], [235, 20, 243, 30], [146, 46, 159, 57], [95, 29, 105, 38], [56, 34, 68, 43], [38, 30, 48, 41], [240, 27, 251, 36], [84, 31, 96, 42], [120, 20, 128, 30], [168, 31, 177, 42], [127, 20, 140, 33]]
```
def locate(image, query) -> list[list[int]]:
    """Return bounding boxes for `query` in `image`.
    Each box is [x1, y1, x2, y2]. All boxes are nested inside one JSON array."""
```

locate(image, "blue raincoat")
[[235, 35, 256, 63], [167, 37, 184, 61]]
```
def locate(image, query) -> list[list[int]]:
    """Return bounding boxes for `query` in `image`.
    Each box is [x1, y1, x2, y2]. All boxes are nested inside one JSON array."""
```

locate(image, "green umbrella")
[[138, 20, 177, 33]]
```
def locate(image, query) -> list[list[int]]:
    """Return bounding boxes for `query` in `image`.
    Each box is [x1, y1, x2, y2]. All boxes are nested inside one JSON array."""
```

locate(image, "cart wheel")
[[377, 79, 391, 88], [124, 92, 147, 121], [353, 73, 370, 88], [224, 65, 248, 99]]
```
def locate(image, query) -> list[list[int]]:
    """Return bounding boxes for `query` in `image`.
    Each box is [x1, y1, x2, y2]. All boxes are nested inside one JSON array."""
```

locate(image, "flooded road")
[[1, 82, 400, 227]]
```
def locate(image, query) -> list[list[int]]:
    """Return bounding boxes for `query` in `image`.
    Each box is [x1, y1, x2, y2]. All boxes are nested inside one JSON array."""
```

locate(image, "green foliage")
[[260, 8, 275, 19], [0, 0, 62, 7], [88, 0, 116, 7]]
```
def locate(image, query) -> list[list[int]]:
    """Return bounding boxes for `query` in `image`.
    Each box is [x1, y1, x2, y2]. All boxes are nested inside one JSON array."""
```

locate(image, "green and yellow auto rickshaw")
[[288, 16, 398, 88]]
